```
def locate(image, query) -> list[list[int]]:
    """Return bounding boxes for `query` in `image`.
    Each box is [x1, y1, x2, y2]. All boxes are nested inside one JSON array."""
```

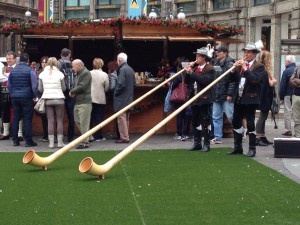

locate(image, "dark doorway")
[[72, 39, 115, 71], [25, 38, 69, 64], [122, 40, 164, 76]]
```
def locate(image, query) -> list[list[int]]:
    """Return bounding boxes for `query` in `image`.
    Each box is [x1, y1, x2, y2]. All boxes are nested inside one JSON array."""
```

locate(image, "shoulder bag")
[[34, 98, 45, 114], [170, 74, 188, 104]]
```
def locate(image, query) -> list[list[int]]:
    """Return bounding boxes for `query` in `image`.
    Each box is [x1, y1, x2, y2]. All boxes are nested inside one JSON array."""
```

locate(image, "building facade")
[[1, 0, 299, 78], [0, 0, 38, 56]]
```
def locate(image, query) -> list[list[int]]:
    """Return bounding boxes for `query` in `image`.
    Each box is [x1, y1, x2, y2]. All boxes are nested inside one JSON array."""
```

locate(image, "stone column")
[[290, 1, 300, 39], [270, 15, 281, 83]]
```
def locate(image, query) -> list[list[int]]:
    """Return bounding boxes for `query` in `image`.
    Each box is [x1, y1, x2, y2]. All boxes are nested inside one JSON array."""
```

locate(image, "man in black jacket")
[[184, 47, 215, 152], [211, 46, 238, 144], [227, 42, 264, 157]]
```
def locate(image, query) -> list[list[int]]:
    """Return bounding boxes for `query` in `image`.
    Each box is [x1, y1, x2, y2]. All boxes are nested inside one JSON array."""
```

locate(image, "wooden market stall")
[[0, 18, 244, 136]]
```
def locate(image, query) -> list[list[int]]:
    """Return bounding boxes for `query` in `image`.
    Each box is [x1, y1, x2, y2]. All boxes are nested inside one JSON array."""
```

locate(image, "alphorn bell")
[[79, 65, 237, 179], [23, 65, 190, 170]]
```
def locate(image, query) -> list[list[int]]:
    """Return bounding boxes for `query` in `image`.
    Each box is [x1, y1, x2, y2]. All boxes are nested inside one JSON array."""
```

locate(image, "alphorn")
[[23, 67, 187, 170], [79, 65, 237, 179]]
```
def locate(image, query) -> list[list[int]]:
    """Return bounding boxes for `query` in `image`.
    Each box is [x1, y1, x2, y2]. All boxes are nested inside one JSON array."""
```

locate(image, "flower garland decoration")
[[0, 16, 244, 38], [131, 97, 163, 114]]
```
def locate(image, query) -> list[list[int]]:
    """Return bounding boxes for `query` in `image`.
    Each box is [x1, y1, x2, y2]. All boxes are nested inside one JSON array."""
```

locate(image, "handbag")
[[270, 88, 279, 115], [34, 98, 45, 114], [164, 83, 174, 113], [169, 74, 188, 103]]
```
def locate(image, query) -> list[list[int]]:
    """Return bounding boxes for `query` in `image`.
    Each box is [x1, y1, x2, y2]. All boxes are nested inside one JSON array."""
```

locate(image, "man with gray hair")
[[114, 53, 135, 143], [279, 55, 296, 136], [69, 59, 92, 149]]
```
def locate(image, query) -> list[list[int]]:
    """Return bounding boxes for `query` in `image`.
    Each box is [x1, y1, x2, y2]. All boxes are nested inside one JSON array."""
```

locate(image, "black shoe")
[[76, 144, 89, 149], [188, 145, 202, 151], [115, 139, 129, 144], [257, 140, 268, 146], [13, 141, 20, 146], [201, 145, 210, 152], [0, 135, 9, 140], [226, 149, 243, 155], [245, 149, 256, 157], [261, 137, 273, 145], [18, 136, 24, 142], [25, 141, 37, 147]]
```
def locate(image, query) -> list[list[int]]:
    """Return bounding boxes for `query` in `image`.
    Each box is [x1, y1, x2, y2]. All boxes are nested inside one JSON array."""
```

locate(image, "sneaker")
[[173, 134, 182, 140], [95, 137, 106, 141], [210, 138, 222, 144], [181, 135, 190, 141]]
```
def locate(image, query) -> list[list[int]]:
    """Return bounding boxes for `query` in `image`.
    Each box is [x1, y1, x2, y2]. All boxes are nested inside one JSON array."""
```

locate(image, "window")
[[254, 0, 271, 6], [96, 0, 121, 19], [213, 0, 230, 10], [66, 0, 90, 7], [147, 0, 161, 16], [97, 0, 121, 5], [65, 10, 89, 19], [64, 0, 90, 19], [177, 1, 197, 14]]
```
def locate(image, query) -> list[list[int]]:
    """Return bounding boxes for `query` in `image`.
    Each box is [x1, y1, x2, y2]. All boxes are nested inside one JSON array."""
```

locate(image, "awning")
[[23, 35, 69, 39], [71, 35, 114, 40], [168, 36, 213, 42], [123, 35, 166, 41]]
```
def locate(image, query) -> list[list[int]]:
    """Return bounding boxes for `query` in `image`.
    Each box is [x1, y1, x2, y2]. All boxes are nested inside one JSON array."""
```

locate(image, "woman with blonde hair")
[[89, 58, 109, 141], [38, 57, 66, 148], [256, 50, 277, 146]]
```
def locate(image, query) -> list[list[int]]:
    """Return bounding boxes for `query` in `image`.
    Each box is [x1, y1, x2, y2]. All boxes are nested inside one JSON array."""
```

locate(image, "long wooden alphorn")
[[79, 65, 237, 179], [23, 67, 187, 170]]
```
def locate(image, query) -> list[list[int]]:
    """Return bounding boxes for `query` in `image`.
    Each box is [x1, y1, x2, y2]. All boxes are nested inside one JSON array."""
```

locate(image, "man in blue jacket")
[[7, 53, 38, 147], [279, 55, 296, 136]]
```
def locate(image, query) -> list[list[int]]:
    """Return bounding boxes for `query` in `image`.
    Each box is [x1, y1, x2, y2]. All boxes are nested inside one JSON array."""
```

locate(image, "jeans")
[[174, 103, 192, 137], [64, 92, 75, 141], [212, 101, 234, 140], [11, 97, 34, 142]]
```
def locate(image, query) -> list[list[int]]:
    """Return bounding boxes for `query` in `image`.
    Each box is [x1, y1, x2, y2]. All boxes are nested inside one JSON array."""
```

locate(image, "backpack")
[[59, 59, 75, 90]]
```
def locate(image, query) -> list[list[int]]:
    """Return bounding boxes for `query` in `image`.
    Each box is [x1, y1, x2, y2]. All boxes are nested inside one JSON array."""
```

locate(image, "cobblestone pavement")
[[1, 117, 300, 184]]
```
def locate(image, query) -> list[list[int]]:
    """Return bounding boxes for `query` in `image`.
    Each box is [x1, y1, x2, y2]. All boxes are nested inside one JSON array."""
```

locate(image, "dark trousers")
[[90, 103, 105, 139], [191, 104, 212, 146], [1, 94, 11, 123], [174, 103, 192, 137], [232, 103, 257, 133], [64, 92, 75, 141], [11, 97, 33, 142]]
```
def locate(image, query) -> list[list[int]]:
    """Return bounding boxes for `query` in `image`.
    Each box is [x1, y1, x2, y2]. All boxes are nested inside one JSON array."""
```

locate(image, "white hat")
[[242, 40, 263, 53]]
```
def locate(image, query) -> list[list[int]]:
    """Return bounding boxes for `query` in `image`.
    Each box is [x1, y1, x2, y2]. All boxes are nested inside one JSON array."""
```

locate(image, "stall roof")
[[123, 35, 167, 41], [23, 35, 69, 39], [168, 36, 213, 42], [71, 35, 114, 40]]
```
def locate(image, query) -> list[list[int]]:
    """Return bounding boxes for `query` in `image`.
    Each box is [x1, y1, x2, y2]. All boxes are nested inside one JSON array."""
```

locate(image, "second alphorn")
[[79, 65, 237, 179]]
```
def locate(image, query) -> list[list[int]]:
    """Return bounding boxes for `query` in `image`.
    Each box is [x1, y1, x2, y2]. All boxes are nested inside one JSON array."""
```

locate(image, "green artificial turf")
[[1, 149, 300, 225]]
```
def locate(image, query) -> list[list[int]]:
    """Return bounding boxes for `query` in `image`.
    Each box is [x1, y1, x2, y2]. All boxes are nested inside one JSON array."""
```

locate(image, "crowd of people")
[[0, 49, 135, 149], [0, 43, 299, 156], [170, 42, 300, 157]]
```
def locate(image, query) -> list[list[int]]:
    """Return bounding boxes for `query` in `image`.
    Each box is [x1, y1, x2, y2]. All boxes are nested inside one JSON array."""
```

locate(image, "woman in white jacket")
[[38, 57, 66, 148], [90, 58, 109, 141]]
